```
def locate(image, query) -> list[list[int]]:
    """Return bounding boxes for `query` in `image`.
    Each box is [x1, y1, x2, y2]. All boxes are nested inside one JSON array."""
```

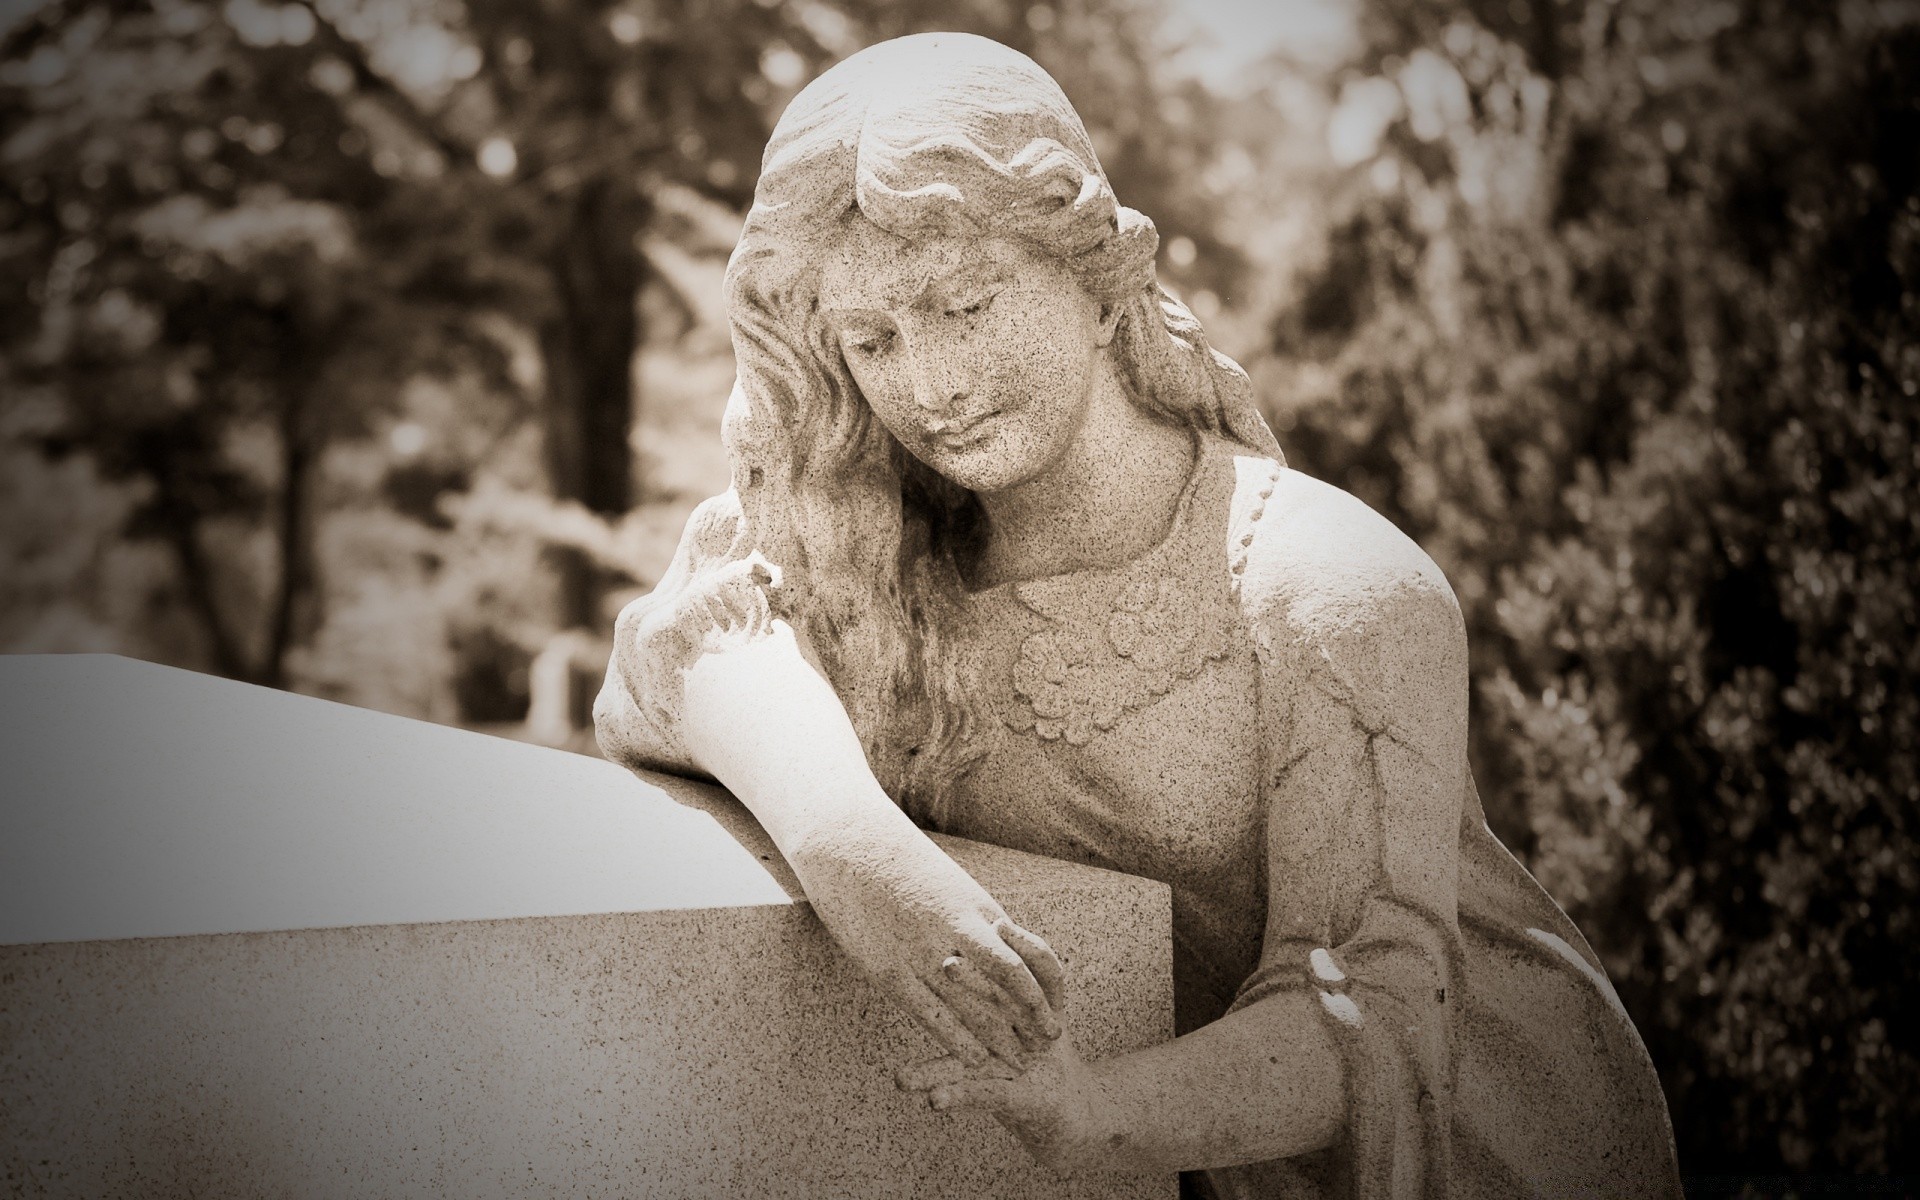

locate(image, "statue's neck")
[[970, 373, 1196, 590]]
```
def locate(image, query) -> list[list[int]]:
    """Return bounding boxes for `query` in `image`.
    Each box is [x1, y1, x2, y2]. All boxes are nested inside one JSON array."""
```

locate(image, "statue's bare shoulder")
[[1230, 456, 1468, 757], [1236, 461, 1462, 649]]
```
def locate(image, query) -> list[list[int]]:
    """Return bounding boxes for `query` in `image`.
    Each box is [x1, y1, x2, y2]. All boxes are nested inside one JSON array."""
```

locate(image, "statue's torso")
[[937, 437, 1270, 1031]]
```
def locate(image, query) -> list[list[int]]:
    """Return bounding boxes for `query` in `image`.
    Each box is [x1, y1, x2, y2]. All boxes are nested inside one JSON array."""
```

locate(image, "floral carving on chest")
[[1002, 572, 1232, 745]]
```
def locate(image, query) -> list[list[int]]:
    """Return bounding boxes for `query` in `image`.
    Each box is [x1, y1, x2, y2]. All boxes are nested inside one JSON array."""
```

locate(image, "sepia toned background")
[[3, 0, 1915, 1180]]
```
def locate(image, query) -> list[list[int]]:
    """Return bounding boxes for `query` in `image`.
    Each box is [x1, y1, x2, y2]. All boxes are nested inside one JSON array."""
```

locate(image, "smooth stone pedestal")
[[0, 655, 1174, 1198]]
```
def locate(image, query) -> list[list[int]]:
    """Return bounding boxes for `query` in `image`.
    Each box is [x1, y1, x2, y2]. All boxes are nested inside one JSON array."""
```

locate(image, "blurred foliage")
[[3, 0, 1913, 1176], [0, 0, 1244, 721], [1262, 0, 1919, 1172]]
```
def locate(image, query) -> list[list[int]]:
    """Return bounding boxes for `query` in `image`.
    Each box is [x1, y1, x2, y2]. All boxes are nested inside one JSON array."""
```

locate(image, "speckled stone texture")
[[0, 655, 1174, 1198]]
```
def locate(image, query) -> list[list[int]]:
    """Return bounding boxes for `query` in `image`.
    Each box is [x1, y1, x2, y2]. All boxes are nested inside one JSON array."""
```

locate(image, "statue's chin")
[[928, 465, 1041, 498], [913, 418, 1087, 498], [912, 436, 1024, 495]]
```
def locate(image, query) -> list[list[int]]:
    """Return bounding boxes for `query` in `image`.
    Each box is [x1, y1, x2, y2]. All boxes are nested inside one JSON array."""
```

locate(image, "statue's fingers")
[[944, 948, 1052, 1044], [741, 551, 781, 590], [941, 953, 1023, 1015], [895, 1054, 1017, 1092], [736, 580, 772, 638], [995, 920, 1067, 1030], [703, 579, 776, 641], [928, 974, 1024, 1064], [716, 577, 756, 622], [929, 1077, 1032, 1118], [707, 583, 755, 634], [962, 935, 1051, 1033], [895, 1055, 969, 1092], [891, 973, 990, 1067]]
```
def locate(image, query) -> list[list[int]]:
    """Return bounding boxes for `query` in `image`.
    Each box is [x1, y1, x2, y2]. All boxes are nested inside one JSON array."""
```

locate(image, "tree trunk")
[[260, 375, 318, 690], [159, 493, 247, 683], [539, 179, 650, 632]]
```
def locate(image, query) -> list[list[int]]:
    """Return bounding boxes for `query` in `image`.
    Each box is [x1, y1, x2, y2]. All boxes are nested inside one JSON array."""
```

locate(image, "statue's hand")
[[786, 818, 1066, 1067], [895, 1029, 1118, 1175], [684, 552, 781, 647]]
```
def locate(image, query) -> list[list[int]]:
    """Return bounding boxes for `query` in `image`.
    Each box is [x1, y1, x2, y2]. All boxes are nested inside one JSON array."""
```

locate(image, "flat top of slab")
[[0, 654, 816, 945]]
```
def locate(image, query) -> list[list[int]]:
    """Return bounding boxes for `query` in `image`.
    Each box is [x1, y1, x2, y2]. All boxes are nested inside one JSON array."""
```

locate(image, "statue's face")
[[817, 219, 1111, 494]]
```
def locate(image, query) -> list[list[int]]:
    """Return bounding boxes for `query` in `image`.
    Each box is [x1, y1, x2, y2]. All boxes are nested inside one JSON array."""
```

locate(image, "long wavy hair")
[[719, 33, 1280, 824]]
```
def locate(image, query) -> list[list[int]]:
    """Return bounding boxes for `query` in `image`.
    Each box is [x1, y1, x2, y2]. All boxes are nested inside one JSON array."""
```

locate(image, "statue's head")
[[748, 31, 1150, 302], [712, 33, 1276, 811], [721, 32, 1275, 495]]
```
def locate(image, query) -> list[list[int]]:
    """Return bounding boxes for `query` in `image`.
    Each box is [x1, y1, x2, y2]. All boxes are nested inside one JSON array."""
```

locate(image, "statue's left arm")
[[1202, 499, 1469, 1195], [1093, 535, 1466, 1187]]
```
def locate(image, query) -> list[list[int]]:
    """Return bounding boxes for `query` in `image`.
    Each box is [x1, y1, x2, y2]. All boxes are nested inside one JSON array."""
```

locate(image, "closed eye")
[[844, 329, 897, 357], [948, 292, 998, 319]]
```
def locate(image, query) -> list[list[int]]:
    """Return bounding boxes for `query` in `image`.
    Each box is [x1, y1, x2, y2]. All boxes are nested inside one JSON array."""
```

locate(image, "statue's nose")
[[920, 384, 970, 414], [906, 345, 972, 415]]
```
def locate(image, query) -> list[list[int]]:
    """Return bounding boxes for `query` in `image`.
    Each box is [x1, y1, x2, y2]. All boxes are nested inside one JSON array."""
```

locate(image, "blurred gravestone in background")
[[2, 0, 1915, 1181]]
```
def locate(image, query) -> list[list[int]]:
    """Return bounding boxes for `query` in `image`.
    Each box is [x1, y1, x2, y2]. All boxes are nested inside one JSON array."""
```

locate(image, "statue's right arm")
[[594, 492, 1064, 1066]]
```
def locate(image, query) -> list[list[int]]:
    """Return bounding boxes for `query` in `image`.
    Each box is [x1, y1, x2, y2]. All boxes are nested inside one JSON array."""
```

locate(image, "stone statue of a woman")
[[595, 32, 1681, 1199]]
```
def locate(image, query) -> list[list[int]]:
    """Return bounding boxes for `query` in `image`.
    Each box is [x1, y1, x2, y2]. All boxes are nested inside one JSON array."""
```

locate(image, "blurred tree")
[[1, 0, 1251, 714], [0, 0, 811, 683], [3, 2, 382, 684], [1263, 0, 1919, 1173]]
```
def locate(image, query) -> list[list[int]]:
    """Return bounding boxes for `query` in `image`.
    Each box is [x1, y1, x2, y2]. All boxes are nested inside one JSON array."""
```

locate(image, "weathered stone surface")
[[0, 654, 1174, 1198]]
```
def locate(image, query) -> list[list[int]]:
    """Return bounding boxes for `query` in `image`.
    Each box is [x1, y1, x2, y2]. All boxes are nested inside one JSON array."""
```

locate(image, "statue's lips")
[[929, 409, 1001, 448]]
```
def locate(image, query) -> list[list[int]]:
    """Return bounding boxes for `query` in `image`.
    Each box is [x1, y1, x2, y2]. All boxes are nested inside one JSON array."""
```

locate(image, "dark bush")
[[1269, 2, 1920, 1171]]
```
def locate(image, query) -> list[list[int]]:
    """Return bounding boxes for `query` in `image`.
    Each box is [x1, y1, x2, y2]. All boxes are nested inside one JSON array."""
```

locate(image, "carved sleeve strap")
[[593, 490, 751, 777], [1228, 478, 1472, 1200]]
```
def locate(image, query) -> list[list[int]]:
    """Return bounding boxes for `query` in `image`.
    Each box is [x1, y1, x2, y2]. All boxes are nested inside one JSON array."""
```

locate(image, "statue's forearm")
[[1087, 991, 1344, 1173], [679, 618, 1063, 1063], [679, 619, 922, 863]]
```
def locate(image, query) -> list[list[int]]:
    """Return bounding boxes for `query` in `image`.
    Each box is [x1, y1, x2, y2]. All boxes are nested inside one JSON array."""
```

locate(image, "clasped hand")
[[787, 816, 1118, 1173], [786, 816, 1066, 1066], [896, 1029, 1121, 1174]]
